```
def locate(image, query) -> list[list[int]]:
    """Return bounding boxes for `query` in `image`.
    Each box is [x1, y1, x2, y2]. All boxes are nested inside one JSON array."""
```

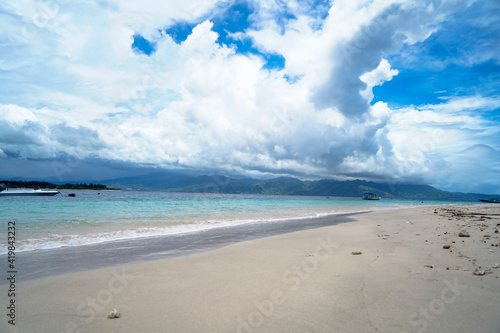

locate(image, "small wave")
[[0, 204, 416, 254]]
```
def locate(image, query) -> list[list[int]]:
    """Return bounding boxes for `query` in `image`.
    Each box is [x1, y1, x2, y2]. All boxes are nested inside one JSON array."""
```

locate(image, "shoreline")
[[1, 204, 499, 332], [0, 201, 457, 257], [0, 211, 363, 283], [0, 192, 460, 256]]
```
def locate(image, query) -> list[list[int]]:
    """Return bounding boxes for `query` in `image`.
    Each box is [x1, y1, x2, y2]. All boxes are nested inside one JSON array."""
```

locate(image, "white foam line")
[[0, 203, 421, 254]]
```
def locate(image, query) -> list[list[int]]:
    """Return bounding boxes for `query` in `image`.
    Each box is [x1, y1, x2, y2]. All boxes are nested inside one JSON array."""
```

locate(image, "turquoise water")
[[0, 190, 466, 254]]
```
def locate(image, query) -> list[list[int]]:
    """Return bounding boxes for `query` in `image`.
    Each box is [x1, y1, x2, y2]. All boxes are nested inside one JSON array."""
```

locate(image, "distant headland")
[[0, 180, 119, 191]]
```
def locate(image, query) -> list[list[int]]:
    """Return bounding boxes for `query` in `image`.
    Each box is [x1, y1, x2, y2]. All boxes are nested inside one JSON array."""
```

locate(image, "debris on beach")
[[443, 245, 451, 249], [458, 232, 470, 238], [424, 265, 434, 268], [473, 268, 486, 276], [351, 251, 362, 255], [107, 309, 121, 319]]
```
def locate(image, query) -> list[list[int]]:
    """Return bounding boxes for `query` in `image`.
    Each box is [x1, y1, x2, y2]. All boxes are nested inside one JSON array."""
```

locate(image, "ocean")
[[0, 190, 466, 255]]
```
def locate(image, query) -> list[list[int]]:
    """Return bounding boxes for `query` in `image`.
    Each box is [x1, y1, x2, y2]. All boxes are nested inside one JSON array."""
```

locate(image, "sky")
[[0, 0, 499, 194]]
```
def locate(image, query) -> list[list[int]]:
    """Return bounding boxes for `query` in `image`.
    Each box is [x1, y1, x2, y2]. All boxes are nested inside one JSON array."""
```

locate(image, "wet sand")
[[1, 212, 358, 283]]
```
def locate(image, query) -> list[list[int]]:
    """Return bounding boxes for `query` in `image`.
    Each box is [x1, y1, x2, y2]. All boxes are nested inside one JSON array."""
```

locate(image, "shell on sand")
[[108, 309, 121, 319]]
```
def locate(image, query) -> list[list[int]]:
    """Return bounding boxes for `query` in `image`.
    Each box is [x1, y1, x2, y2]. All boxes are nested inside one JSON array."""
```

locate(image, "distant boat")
[[0, 183, 60, 197], [479, 198, 500, 203], [362, 192, 380, 200]]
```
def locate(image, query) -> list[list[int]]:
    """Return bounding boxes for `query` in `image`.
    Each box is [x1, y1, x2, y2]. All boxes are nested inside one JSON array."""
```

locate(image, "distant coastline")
[[0, 180, 119, 191], [2, 175, 497, 201]]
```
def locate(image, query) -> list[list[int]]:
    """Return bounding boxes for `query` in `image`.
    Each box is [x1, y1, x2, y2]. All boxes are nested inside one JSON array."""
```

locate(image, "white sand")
[[1, 205, 499, 332]]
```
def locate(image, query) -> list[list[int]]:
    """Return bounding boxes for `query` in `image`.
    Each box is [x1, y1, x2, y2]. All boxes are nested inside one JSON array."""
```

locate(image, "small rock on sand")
[[108, 309, 121, 319]]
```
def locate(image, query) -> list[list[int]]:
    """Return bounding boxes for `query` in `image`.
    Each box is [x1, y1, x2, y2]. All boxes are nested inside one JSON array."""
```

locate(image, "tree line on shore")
[[0, 180, 118, 191]]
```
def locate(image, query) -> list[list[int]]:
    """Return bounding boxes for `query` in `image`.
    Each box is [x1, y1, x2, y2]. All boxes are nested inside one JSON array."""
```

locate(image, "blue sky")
[[0, 0, 499, 194], [373, 0, 500, 107]]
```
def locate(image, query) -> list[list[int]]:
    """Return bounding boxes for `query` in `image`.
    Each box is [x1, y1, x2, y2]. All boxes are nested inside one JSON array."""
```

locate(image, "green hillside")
[[103, 173, 491, 201]]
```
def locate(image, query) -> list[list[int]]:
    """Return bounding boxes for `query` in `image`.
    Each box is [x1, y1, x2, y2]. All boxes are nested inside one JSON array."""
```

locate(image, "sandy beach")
[[2, 205, 499, 333]]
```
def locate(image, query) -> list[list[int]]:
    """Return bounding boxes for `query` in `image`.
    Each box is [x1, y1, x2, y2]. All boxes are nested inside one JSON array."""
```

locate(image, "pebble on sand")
[[108, 309, 121, 319]]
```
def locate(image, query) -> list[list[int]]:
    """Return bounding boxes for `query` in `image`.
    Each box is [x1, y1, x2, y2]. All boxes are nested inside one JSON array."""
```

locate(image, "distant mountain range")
[[101, 172, 494, 202]]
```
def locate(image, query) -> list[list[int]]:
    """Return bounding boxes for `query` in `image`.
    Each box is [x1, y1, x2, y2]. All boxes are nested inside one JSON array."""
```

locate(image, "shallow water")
[[0, 190, 464, 254]]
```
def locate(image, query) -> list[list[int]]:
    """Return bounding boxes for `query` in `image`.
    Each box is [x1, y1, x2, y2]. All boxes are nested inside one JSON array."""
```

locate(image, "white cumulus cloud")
[[0, 0, 498, 193]]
